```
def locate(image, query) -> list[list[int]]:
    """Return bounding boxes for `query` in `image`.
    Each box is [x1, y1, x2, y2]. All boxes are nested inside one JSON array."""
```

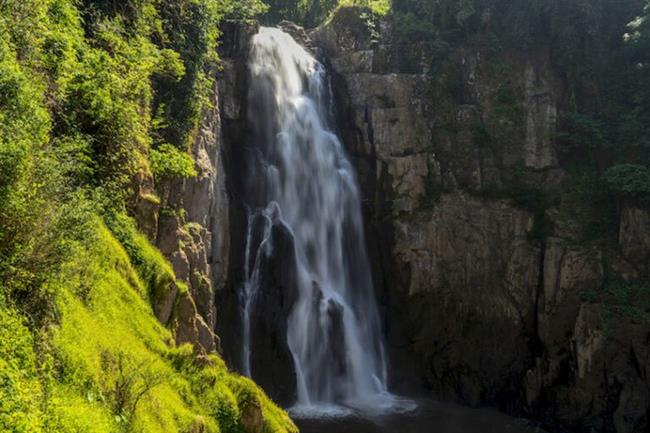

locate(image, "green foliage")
[[0, 1, 295, 431], [152, 0, 223, 152], [392, 0, 477, 42], [104, 211, 176, 303], [628, 4, 650, 146], [264, 0, 335, 27], [150, 144, 198, 179], [263, 0, 389, 28], [0, 307, 43, 433], [0, 15, 95, 320], [6, 0, 260, 209], [0, 38, 50, 200], [0, 0, 246, 307], [338, 0, 390, 15], [581, 281, 650, 324], [224, 0, 270, 20], [605, 164, 650, 200], [557, 112, 608, 152], [393, 11, 436, 40], [393, 0, 649, 131], [2, 217, 298, 433]]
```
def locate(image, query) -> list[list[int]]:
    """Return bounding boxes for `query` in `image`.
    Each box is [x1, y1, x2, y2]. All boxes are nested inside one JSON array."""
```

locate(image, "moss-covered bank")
[[0, 220, 296, 433]]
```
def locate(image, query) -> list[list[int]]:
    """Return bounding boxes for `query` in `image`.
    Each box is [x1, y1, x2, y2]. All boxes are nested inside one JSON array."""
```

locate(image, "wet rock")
[[325, 296, 347, 378], [249, 221, 299, 405]]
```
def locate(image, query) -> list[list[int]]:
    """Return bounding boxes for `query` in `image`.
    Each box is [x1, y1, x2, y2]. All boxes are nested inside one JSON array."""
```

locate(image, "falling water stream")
[[240, 27, 401, 415], [240, 208, 274, 378], [237, 27, 548, 433]]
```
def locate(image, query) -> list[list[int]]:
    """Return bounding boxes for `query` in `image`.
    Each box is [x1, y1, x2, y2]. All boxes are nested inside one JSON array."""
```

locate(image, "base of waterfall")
[[293, 398, 547, 433], [288, 392, 417, 419]]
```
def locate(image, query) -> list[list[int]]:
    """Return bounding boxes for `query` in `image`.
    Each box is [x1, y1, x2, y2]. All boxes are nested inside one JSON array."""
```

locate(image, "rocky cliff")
[[310, 7, 649, 433], [134, 75, 230, 355]]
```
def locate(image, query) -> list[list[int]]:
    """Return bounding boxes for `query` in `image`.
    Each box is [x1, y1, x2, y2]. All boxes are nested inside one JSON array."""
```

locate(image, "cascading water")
[[240, 206, 274, 378], [241, 27, 405, 415]]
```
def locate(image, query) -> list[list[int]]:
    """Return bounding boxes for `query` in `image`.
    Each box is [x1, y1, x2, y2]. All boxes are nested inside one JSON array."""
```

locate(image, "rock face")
[[247, 221, 298, 404], [311, 7, 649, 433], [389, 193, 541, 406], [134, 74, 229, 354]]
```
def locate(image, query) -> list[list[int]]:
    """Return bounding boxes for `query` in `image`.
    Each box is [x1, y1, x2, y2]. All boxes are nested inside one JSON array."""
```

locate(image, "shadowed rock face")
[[310, 7, 649, 433], [248, 220, 299, 405]]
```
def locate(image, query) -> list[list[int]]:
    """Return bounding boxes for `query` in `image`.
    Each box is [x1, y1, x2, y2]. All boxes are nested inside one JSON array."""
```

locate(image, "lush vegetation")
[[2, 0, 649, 430], [605, 164, 650, 200], [261, 0, 389, 27], [0, 0, 296, 432], [0, 221, 295, 433], [398, 0, 649, 152], [0, 0, 396, 429]]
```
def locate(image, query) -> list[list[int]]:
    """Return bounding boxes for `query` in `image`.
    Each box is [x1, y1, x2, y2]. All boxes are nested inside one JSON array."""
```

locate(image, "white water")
[[242, 27, 408, 415], [240, 205, 275, 378]]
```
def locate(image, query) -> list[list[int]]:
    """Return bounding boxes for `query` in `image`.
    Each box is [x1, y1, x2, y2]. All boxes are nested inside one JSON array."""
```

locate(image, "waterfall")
[[240, 206, 274, 378], [241, 27, 403, 415]]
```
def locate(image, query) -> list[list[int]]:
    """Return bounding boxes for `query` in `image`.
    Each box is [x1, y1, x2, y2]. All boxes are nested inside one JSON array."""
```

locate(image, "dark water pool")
[[293, 399, 547, 433]]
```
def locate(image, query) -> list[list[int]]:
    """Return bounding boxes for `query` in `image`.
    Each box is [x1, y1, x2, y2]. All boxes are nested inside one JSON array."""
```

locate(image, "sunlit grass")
[[1, 218, 297, 433], [338, 0, 391, 15]]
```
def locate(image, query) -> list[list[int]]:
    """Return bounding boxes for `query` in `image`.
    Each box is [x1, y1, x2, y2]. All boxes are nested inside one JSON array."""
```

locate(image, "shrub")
[[0, 1, 295, 432], [339, 0, 390, 15], [557, 112, 608, 151], [605, 164, 650, 199], [224, 0, 269, 20], [150, 143, 197, 179]]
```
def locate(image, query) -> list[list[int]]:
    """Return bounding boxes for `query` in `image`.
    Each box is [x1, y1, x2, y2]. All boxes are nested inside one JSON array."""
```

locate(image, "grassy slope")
[[1, 220, 296, 433], [0, 0, 296, 430]]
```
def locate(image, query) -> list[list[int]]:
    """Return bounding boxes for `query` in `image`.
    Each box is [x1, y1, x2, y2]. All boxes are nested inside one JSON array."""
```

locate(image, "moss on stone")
[[1, 218, 296, 433]]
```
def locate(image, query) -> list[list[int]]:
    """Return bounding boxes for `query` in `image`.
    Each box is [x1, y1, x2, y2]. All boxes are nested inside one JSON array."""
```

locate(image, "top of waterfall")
[[251, 27, 320, 96]]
